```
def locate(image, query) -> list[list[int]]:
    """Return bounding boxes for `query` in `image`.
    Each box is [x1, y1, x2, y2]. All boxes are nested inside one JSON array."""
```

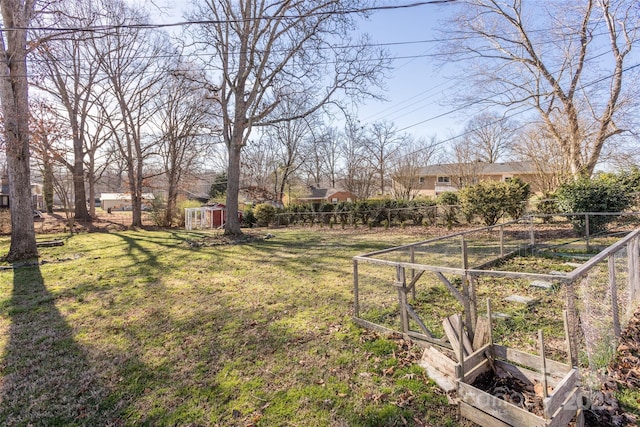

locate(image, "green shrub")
[[458, 179, 531, 226], [534, 193, 558, 223], [242, 206, 256, 228], [556, 177, 632, 235], [436, 192, 459, 229], [504, 177, 531, 220], [253, 203, 276, 227]]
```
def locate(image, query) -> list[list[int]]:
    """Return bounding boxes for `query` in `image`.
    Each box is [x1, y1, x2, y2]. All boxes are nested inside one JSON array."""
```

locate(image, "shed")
[[185, 203, 227, 230]]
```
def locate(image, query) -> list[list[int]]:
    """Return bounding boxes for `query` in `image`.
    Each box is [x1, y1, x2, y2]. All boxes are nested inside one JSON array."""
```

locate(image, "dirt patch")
[[471, 370, 545, 417]]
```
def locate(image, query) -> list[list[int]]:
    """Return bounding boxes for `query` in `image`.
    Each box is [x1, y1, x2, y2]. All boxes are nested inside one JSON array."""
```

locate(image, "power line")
[[5, 1, 459, 33]]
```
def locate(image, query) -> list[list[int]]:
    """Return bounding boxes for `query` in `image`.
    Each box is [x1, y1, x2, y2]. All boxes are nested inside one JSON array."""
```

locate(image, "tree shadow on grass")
[[0, 264, 130, 425]]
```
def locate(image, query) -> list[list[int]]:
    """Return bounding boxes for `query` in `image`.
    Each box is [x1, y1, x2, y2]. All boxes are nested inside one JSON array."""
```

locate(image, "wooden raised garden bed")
[[419, 311, 584, 427], [458, 344, 582, 427]]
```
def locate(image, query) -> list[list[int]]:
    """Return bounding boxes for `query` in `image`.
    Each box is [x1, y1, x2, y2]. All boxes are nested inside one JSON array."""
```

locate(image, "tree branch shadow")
[[0, 264, 129, 424]]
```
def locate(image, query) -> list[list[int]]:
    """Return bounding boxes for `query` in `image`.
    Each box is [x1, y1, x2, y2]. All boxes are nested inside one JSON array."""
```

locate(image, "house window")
[[503, 175, 513, 182], [331, 198, 338, 204], [419, 177, 425, 184], [437, 176, 450, 184], [347, 198, 352, 202]]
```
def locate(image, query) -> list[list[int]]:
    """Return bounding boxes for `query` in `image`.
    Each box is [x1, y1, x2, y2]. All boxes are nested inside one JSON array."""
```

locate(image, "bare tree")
[[29, 99, 70, 214], [189, 0, 387, 235], [263, 102, 316, 203], [84, 109, 113, 217], [301, 125, 341, 188], [443, 0, 639, 178], [391, 136, 439, 200], [512, 124, 570, 194], [0, 0, 38, 260], [341, 120, 375, 199], [362, 120, 403, 196], [152, 63, 217, 225], [31, 0, 105, 222], [93, 0, 171, 227], [448, 136, 484, 188], [241, 138, 278, 193], [462, 112, 516, 163]]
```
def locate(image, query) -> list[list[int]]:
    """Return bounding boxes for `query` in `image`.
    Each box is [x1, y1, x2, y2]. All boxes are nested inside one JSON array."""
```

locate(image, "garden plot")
[[353, 218, 640, 425]]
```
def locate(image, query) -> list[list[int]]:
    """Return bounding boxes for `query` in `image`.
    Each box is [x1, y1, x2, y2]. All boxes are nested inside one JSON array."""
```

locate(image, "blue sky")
[[353, 3, 460, 140], [154, 1, 463, 142]]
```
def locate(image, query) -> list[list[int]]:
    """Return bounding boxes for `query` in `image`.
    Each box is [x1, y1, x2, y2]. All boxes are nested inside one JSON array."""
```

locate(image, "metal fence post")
[[585, 214, 590, 253]]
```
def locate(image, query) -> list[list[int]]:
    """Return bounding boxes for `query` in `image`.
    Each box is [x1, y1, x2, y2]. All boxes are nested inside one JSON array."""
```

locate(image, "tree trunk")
[[87, 159, 96, 217], [73, 140, 90, 221], [165, 169, 177, 226], [0, 1, 37, 261], [224, 140, 242, 235], [43, 160, 54, 213]]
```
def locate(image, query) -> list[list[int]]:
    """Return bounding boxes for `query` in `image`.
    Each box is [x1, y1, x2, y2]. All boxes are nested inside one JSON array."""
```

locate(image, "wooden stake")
[[539, 329, 548, 398], [458, 314, 465, 380], [563, 310, 573, 366]]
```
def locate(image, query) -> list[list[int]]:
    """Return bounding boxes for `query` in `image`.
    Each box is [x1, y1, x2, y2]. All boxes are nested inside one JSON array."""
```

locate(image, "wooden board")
[[463, 358, 491, 384], [459, 401, 512, 427], [494, 345, 570, 379], [472, 317, 490, 351], [443, 314, 473, 360], [544, 369, 579, 419], [459, 382, 546, 427], [418, 348, 457, 393], [547, 387, 581, 427], [464, 343, 491, 373]]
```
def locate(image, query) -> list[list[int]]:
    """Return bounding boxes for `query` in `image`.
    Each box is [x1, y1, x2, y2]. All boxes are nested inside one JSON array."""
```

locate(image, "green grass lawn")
[[0, 228, 466, 427]]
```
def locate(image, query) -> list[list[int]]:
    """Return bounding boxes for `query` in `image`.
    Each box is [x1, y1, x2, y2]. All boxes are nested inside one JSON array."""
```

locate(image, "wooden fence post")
[[529, 215, 535, 248], [461, 237, 474, 335], [609, 254, 621, 338], [353, 260, 359, 318], [397, 265, 409, 337], [499, 225, 505, 258], [410, 246, 416, 300]]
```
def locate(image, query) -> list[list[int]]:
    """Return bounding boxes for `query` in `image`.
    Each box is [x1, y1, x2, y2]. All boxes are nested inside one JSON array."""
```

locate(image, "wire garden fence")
[[352, 213, 640, 394]]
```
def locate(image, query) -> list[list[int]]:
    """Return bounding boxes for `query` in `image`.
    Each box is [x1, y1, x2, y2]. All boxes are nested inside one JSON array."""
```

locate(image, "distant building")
[[0, 176, 44, 210], [296, 186, 356, 205], [396, 161, 544, 197], [100, 193, 155, 211]]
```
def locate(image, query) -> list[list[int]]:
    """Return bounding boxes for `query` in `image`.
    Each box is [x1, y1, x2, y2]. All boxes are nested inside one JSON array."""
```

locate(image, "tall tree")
[[341, 120, 375, 199], [362, 120, 403, 196], [152, 63, 216, 225], [443, 0, 639, 178], [0, 0, 38, 261], [189, 0, 387, 235], [32, 0, 103, 221], [93, 0, 171, 227], [29, 99, 69, 214], [263, 101, 315, 203], [512, 124, 569, 193]]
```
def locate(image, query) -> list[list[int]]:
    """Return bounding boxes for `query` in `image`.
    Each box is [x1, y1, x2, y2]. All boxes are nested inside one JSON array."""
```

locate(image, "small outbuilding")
[[184, 203, 227, 231]]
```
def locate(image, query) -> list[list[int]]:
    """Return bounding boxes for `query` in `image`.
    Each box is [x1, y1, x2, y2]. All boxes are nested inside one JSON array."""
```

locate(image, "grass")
[[0, 228, 465, 426]]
